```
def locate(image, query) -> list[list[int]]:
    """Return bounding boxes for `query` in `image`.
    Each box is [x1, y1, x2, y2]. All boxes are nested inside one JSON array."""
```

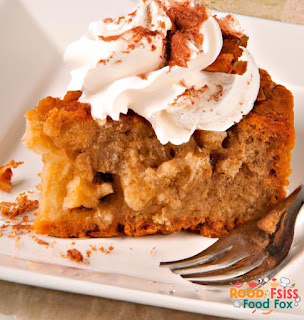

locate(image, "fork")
[[160, 185, 304, 285]]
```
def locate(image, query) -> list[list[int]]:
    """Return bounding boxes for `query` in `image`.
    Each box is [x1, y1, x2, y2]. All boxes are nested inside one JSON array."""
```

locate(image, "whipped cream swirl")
[[65, 0, 260, 145]]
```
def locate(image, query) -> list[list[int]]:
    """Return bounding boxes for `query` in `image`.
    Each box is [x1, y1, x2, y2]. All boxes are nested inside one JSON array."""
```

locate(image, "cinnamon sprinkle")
[[138, 73, 148, 80], [117, 16, 124, 24], [99, 35, 121, 42], [129, 9, 137, 16], [214, 14, 244, 39], [99, 26, 159, 45], [165, 2, 208, 67], [210, 85, 224, 102], [104, 18, 114, 24]]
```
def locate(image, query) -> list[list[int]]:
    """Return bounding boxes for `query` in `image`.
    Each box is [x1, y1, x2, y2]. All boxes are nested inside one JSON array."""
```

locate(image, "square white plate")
[[0, 1, 304, 319]]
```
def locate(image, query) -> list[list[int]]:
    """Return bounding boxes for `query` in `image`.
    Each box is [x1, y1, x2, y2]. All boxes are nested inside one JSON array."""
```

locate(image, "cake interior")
[[22, 69, 295, 238]]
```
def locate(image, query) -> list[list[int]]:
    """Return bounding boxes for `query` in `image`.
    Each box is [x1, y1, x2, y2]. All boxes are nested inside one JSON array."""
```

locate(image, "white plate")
[[0, 1, 304, 319]]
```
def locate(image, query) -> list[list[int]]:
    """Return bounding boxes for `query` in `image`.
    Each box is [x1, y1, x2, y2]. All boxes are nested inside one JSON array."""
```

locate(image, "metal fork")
[[160, 185, 304, 285]]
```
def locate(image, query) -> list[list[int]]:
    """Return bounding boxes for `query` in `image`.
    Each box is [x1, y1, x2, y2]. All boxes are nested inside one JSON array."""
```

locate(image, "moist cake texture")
[[23, 69, 295, 238], [23, 0, 295, 238]]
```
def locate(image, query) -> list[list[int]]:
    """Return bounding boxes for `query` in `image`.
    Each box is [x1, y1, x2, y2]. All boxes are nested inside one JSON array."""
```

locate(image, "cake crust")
[[22, 69, 295, 238]]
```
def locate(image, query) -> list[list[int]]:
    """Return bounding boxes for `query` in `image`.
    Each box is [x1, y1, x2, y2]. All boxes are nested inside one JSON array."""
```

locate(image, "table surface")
[[1, 1, 303, 320]]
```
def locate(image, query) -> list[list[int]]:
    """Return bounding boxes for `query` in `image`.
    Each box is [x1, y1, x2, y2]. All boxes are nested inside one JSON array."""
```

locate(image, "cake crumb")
[[0, 160, 23, 193], [99, 245, 113, 254], [150, 247, 156, 255], [15, 236, 21, 249], [67, 249, 83, 262], [0, 194, 39, 218], [12, 223, 32, 232], [86, 250, 92, 258], [71, 241, 75, 245], [8, 231, 18, 239], [90, 245, 97, 251], [32, 235, 49, 246]]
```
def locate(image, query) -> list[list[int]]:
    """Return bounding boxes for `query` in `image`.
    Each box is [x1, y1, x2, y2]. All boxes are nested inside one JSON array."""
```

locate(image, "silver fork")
[[160, 185, 304, 285]]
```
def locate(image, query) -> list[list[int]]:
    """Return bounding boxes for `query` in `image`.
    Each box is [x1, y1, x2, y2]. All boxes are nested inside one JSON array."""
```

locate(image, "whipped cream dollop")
[[65, 0, 260, 145]]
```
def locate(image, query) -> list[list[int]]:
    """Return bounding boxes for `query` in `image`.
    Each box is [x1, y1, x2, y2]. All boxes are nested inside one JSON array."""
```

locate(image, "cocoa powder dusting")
[[165, 2, 208, 67], [166, 1, 209, 32], [169, 31, 192, 67]]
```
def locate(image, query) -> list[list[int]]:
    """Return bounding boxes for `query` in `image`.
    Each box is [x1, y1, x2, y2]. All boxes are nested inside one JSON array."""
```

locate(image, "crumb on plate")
[[100, 245, 114, 254], [0, 160, 23, 193], [32, 235, 49, 246], [150, 246, 156, 255], [67, 249, 84, 262], [0, 194, 39, 218]]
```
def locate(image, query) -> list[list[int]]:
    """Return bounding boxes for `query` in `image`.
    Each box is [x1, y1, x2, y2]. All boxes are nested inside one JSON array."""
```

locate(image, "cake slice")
[[23, 69, 294, 238], [23, 0, 295, 238]]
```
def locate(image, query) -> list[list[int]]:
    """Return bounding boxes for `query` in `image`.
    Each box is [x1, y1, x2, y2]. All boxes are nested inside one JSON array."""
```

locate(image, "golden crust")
[[23, 69, 295, 238]]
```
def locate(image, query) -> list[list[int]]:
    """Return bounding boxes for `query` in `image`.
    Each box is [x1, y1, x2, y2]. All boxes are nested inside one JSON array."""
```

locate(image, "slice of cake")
[[23, 0, 295, 238]]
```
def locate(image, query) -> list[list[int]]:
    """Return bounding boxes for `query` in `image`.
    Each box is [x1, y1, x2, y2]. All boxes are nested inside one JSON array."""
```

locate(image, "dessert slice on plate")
[[23, 0, 295, 238]]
